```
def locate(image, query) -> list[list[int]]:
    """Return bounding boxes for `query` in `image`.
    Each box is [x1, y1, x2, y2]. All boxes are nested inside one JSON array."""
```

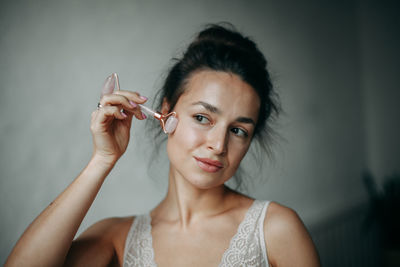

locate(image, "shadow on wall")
[[309, 173, 400, 267]]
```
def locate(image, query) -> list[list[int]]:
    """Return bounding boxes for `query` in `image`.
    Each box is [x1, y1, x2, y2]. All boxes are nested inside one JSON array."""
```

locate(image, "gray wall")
[[359, 0, 400, 183], [1, 0, 398, 262]]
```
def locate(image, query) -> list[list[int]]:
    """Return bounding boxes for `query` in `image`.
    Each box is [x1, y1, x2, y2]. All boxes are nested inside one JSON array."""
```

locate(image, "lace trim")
[[259, 202, 270, 264], [124, 200, 269, 267], [219, 200, 267, 267], [124, 214, 157, 267]]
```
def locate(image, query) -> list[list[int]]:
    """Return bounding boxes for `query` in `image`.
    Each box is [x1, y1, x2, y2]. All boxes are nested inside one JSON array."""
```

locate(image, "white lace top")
[[123, 200, 270, 267]]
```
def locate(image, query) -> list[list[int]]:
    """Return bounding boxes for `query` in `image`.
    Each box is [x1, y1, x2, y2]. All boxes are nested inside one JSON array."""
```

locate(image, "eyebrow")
[[236, 117, 256, 125], [191, 101, 256, 126], [192, 101, 221, 114]]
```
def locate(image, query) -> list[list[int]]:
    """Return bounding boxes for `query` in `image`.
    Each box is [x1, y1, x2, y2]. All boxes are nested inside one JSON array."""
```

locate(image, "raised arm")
[[5, 87, 147, 267]]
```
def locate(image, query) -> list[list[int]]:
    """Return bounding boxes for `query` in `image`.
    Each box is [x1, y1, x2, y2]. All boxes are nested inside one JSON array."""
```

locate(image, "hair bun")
[[189, 23, 267, 69]]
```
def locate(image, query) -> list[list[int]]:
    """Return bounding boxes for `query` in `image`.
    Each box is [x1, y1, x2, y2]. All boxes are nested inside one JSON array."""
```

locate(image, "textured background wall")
[[1, 0, 399, 262]]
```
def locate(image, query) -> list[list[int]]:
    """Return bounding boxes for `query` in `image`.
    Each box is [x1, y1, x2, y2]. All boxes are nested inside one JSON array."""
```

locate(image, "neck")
[[154, 166, 236, 229]]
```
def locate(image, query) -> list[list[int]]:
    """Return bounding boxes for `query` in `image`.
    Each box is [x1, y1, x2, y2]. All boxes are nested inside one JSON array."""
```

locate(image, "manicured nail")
[[142, 112, 147, 119], [129, 100, 137, 108], [140, 95, 148, 101], [121, 111, 128, 118]]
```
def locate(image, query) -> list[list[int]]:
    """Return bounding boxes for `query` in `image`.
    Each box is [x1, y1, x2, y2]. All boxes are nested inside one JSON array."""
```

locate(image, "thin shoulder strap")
[[123, 215, 141, 262], [258, 201, 271, 264]]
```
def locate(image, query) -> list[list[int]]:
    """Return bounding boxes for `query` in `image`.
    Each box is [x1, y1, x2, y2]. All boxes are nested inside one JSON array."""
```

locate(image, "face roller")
[[103, 73, 178, 134], [137, 104, 178, 134]]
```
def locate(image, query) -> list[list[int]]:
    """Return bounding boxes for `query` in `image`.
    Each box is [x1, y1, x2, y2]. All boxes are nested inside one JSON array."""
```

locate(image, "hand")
[[90, 90, 147, 165]]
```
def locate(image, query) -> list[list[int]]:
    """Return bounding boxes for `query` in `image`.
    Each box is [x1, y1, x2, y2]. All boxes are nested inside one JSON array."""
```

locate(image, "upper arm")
[[264, 202, 320, 267], [64, 217, 133, 267]]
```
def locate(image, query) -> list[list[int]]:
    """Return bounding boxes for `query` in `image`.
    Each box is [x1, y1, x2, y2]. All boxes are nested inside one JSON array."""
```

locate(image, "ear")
[[161, 98, 171, 114]]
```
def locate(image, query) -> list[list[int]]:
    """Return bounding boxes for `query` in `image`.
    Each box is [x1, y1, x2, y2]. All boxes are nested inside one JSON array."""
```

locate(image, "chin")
[[182, 171, 231, 190]]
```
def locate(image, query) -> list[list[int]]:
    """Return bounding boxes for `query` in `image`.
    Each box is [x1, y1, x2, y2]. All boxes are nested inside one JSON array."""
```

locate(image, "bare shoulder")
[[65, 216, 134, 266], [264, 202, 320, 267], [76, 216, 134, 241], [264, 202, 305, 237]]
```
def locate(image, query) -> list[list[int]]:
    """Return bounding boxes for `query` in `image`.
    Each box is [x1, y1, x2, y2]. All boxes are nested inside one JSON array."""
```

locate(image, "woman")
[[6, 24, 320, 266]]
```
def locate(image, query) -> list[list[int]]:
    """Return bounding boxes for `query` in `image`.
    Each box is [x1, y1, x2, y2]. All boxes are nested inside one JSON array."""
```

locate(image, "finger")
[[97, 97, 145, 121], [123, 107, 146, 121], [91, 110, 98, 124], [100, 94, 138, 112], [91, 107, 131, 135], [113, 90, 148, 105], [98, 105, 128, 121], [113, 91, 148, 119]]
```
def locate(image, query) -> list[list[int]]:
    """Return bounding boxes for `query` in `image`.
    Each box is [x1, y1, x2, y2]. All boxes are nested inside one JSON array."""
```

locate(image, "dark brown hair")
[[149, 23, 280, 190]]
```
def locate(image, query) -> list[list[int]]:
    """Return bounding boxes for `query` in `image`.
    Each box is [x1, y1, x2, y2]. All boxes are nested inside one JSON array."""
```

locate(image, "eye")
[[194, 114, 211, 125], [231, 127, 248, 138]]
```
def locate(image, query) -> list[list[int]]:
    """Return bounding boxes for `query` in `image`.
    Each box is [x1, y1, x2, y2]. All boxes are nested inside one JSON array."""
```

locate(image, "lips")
[[194, 157, 224, 173]]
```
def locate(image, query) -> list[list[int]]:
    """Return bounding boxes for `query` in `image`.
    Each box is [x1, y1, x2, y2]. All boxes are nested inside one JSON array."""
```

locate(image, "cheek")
[[226, 140, 251, 168], [167, 117, 205, 158]]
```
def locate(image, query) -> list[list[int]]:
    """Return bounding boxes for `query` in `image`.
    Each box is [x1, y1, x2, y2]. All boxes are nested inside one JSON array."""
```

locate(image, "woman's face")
[[166, 70, 260, 189]]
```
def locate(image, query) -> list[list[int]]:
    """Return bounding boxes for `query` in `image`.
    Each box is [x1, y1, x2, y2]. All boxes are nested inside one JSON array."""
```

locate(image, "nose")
[[207, 125, 228, 155]]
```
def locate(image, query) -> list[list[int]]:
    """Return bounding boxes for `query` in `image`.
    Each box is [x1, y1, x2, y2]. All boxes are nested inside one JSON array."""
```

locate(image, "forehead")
[[177, 70, 260, 118]]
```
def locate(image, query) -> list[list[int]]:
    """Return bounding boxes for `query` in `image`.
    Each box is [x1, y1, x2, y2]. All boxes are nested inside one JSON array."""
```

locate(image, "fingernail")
[[140, 95, 148, 101], [121, 111, 128, 118], [142, 112, 147, 119], [129, 100, 137, 108]]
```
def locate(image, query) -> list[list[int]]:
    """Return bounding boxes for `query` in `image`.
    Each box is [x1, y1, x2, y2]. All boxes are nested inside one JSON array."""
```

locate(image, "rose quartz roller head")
[[138, 104, 178, 134], [108, 73, 178, 134]]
